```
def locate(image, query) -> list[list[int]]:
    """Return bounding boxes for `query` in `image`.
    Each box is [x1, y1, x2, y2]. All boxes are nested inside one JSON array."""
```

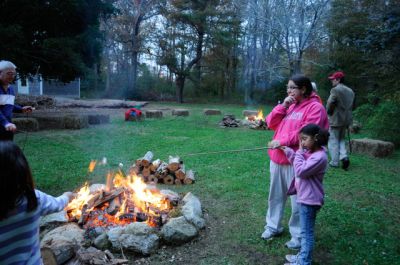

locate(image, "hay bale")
[[88, 114, 110, 125], [33, 114, 89, 130], [64, 115, 89, 129], [145, 110, 163, 118], [34, 115, 66, 130], [172, 109, 189, 116], [242, 110, 258, 118], [203, 109, 221, 115], [13, 117, 39, 132], [350, 138, 394, 158]]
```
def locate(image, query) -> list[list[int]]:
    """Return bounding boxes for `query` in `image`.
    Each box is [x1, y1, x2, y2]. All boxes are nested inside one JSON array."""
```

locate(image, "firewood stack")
[[219, 114, 240, 127], [129, 151, 196, 185]]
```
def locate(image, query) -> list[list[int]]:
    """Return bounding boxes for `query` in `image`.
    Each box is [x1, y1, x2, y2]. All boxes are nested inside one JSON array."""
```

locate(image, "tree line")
[[1, 0, 399, 143]]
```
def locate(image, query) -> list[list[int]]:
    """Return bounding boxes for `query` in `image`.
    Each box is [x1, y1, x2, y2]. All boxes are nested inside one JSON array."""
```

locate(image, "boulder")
[[107, 223, 160, 255], [160, 216, 198, 245], [172, 109, 189, 116], [350, 138, 395, 157], [203, 109, 221, 115]]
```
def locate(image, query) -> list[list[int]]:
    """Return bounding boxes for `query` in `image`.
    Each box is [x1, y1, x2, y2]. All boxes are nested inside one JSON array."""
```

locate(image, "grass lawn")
[[15, 102, 400, 265]]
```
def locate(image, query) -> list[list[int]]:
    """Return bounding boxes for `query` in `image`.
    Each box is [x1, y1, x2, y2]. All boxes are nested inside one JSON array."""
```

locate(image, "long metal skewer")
[[184, 146, 278, 156]]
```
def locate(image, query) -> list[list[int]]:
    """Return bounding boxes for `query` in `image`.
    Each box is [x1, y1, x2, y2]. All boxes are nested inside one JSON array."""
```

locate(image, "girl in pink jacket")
[[282, 123, 329, 265], [261, 75, 328, 250]]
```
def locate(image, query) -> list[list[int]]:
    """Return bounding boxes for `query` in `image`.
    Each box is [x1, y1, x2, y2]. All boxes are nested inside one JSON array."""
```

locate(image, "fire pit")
[[242, 110, 267, 129], [66, 172, 174, 229], [40, 165, 205, 264]]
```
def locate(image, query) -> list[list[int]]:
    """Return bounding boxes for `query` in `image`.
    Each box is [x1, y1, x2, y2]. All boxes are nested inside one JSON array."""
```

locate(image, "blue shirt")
[[0, 190, 69, 265], [0, 86, 22, 127]]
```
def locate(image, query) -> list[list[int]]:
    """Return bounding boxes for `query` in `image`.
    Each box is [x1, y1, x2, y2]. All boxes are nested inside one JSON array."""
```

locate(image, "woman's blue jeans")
[[298, 203, 320, 265]]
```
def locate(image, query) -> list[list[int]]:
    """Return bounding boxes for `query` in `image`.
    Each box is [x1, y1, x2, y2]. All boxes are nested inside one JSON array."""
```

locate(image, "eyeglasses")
[[286, 85, 299, 90]]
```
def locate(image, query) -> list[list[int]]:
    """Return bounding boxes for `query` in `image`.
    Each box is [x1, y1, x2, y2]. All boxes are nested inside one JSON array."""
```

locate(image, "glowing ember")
[[66, 170, 173, 229]]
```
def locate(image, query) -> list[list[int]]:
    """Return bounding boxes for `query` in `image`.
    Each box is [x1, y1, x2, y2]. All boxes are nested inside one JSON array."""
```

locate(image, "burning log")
[[141, 151, 154, 167], [175, 164, 186, 180], [78, 204, 89, 225], [106, 173, 114, 192], [106, 197, 121, 215], [167, 156, 181, 172], [163, 174, 175, 185], [92, 188, 124, 209], [184, 170, 196, 184]]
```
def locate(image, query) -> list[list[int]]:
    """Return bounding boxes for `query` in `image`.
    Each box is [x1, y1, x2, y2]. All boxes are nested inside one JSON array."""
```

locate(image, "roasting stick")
[[184, 146, 280, 157]]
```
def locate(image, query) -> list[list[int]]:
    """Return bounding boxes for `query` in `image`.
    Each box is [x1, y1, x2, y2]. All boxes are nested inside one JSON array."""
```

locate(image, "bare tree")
[[103, 0, 159, 97], [270, 0, 330, 74]]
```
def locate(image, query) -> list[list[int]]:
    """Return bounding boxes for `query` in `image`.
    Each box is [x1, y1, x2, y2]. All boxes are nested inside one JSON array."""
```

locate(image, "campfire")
[[40, 159, 205, 263], [66, 167, 175, 229], [244, 110, 267, 130]]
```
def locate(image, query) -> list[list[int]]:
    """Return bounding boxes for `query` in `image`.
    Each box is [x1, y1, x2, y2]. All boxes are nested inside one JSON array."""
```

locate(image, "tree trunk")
[[175, 75, 185, 103]]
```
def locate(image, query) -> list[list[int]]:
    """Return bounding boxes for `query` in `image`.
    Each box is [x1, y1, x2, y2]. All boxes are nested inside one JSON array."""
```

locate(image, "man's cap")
[[328, 71, 345, 80]]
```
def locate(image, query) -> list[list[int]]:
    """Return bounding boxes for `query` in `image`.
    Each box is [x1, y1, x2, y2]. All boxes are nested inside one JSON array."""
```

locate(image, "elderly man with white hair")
[[0, 60, 33, 141]]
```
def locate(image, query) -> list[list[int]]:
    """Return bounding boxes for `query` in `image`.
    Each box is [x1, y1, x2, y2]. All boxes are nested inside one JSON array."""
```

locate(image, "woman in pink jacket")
[[261, 74, 328, 250]]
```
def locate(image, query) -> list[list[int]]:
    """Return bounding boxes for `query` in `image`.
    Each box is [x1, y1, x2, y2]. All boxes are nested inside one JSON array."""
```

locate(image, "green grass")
[[15, 103, 400, 265]]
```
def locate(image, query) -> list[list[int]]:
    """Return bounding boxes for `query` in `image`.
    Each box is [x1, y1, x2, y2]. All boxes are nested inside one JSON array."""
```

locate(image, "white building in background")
[[15, 75, 81, 99]]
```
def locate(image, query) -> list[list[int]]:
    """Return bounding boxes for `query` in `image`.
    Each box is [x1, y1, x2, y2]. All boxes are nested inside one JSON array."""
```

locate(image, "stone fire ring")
[[40, 190, 205, 256]]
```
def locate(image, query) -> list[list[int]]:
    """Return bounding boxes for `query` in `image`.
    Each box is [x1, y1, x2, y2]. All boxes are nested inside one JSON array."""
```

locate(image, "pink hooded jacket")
[[266, 92, 329, 165]]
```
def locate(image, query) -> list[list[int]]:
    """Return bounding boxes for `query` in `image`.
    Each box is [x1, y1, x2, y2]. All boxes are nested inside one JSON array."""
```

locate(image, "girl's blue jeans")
[[298, 203, 320, 265]]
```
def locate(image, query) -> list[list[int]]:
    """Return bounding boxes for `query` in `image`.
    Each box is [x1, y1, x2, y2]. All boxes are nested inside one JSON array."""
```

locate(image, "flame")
[[66, 183, 94, 219], [256, 110, 263, 120], [88, 160, 97, 173], [66, 168, 171, 228]]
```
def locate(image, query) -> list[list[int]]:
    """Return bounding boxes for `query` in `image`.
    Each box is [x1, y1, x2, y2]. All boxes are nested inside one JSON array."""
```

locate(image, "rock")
[[13, 117, 39, 131], [41, 223, 85, 246], [203, 109, 221, 115], [172, 109, 189, 116], [40, 211, 68, 228], [350, 138, 395, 157], [181, 192, 205, 230], [41, 223, 85, 264], [107, 223, 160, 255], [145, 110, 163, 118], [93, 233, 110, 250], [161, 216, 198, 245]]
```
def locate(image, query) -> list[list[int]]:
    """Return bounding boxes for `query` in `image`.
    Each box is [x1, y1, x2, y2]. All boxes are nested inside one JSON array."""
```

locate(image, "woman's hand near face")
[[282, 95, 295, 108]]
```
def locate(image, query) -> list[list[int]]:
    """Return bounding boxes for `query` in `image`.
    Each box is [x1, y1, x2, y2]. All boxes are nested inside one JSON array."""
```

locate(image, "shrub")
[[354, 99, 400, 146]]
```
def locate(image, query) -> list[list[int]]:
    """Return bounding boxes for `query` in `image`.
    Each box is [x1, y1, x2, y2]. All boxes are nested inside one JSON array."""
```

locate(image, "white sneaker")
[[261, 229, 283, 240], [285, 238, 301, 249], [285, 254, 297, 263]]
